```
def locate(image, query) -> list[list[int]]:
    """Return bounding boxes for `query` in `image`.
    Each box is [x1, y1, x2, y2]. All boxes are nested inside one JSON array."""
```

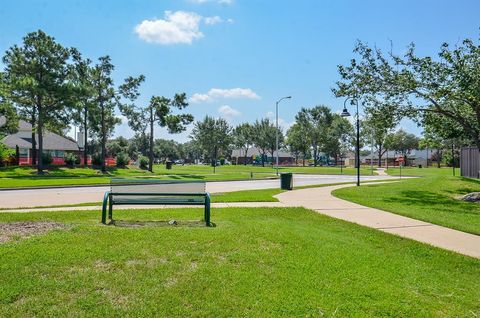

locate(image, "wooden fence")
[[461, 147, 480, 178]]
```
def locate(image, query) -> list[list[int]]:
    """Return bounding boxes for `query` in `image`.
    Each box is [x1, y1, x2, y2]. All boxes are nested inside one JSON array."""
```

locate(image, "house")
[[355, 149, 440, 167], [231, 147, 295, 165], [0, 117, 80, 165]]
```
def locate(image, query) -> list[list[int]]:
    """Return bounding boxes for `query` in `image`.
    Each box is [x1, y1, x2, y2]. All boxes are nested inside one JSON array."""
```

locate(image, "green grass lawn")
[[385, 166, 457, 177], [333, 175, 480, 235], [0, 207, 479, 317], [0, 164, 375, 188]]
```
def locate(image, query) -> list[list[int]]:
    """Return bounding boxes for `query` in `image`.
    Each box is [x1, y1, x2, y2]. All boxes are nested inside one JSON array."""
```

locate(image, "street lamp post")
[[275, 96, 292, 176], [341, 98, 360, 186]]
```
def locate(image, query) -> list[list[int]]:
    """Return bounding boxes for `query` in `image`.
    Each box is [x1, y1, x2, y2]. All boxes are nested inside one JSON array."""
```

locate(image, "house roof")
[[231, 147, 294, 158], [2, 132, 79, 151], [1, 116, 79, 151]]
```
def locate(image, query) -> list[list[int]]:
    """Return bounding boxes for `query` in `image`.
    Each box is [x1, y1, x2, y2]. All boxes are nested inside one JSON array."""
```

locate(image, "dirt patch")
[[0, 221, 68, 243]]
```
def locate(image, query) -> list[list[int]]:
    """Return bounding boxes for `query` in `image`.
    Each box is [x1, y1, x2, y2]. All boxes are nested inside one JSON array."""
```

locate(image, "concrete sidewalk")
[[275, 185, 480, 259]]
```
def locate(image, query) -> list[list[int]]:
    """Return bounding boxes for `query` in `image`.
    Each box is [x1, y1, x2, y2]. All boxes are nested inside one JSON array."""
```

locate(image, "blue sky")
[[1, 0, 479, 142]]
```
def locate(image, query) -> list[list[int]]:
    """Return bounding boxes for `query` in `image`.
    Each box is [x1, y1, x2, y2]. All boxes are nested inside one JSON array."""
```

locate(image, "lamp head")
[[341, 108, 351, 117]]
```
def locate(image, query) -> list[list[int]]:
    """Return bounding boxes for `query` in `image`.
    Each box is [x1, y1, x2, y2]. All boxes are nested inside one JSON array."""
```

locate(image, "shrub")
[[41, 152, 53, 165], [116, 152, 130, 168], [0, 143, 14, 166], [91, 153, 103, 167], [65, 153, 80, 167], [139, 156, 149, 170]]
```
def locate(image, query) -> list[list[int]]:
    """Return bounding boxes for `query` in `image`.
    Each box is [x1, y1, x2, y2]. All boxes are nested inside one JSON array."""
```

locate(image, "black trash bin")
[[166, 161, 173, 170], [280, 173, 293, 190], [418, 164, 422, 168]]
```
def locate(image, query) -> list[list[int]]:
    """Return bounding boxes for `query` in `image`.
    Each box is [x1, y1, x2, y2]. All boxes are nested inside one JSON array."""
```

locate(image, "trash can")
[[166, 161, 173, 170], [418, 164, 422, 168], [280, 173, 293, 190]]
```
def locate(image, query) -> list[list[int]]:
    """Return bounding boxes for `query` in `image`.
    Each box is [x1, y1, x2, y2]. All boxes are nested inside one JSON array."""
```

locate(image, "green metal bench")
[[101, 179, 211, 226]]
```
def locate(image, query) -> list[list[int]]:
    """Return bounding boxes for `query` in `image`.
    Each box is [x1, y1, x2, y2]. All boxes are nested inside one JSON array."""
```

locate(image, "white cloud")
[[190, 88, 260, 103], [204, 16, 223, 25], [135, 11, 204, 45], [135, 11, 232, 45], [218, 105, 241, 118]]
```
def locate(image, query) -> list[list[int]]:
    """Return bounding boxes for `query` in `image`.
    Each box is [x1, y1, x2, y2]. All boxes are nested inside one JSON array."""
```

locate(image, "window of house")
[[19, 148, 29, 157]]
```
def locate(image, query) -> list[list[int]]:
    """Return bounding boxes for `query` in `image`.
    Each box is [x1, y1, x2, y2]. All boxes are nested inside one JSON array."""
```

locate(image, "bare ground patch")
[[0, 221, 68, 243]]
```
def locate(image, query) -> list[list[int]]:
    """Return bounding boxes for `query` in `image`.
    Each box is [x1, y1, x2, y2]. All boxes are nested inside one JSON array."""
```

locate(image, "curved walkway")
[[275, 184, 480, 259]]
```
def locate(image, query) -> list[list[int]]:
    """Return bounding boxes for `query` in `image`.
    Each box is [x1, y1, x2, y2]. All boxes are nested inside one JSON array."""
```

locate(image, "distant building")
[[0, 117, 80, 165], [231, 147, 295, 165], [353, 149, 440, 167]]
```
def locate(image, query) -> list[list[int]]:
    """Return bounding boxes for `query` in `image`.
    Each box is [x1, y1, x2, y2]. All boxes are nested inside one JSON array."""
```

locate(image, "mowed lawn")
[[0, 164, 375, 188], [333, 175, 480, 235], [0, 208, 479, 317]]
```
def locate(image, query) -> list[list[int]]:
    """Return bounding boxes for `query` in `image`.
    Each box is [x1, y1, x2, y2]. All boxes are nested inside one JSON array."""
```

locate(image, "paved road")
[[0, 174, 398, 209]]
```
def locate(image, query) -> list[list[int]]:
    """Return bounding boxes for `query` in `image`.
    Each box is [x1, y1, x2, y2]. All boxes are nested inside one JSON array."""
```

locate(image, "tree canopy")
[[334, 36, 480, 149]]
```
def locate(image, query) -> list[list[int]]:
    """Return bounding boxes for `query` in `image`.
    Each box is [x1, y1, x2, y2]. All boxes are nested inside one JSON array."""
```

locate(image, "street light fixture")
[[275, 96, 292, 176], [341, 97, 360, 186]]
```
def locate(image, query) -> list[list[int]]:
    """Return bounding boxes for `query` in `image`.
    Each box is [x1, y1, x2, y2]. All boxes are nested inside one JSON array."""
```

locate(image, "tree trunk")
[[148, 107, 154, 172], [83, 106, 88, 167], [100, 101, 106, 173], [437, 150, 441, 168], [378, 145, 383, 167], [31, 109, 37, 166], [313, 146, 318, 167], [37, 102, 44, 174], [244, 146, 248, 165]]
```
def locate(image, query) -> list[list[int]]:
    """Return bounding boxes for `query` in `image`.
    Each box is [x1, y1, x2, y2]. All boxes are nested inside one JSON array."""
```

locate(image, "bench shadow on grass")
[[110, 220, 216, 228]]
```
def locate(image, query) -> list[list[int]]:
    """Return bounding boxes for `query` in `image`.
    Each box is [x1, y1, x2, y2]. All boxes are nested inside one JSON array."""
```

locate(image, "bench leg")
[[205, 193, 211, 226], [101, 191, 110, 224], [108, 194, 113, 222]]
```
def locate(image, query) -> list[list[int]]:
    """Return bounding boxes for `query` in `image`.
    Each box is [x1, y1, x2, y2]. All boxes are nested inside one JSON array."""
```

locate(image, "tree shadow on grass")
[[382, 190, 479, 214]]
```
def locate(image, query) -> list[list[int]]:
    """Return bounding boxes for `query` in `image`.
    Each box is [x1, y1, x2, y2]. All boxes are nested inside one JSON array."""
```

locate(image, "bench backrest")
[[110, 179, 206, 196]]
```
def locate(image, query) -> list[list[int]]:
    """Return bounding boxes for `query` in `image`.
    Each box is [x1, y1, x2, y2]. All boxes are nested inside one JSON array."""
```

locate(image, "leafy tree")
[[126, 133, 148, 160], [120, 94, 192, 172], [190, 116, 232, 165], [286, 123, 310, 166], [252, 118, 273, 167], [2, 30, 74, 173], [0, 72, 18, 136], [106, 136, 129, 157], [182, 140, 202, 163], [388, 129, 420, 165], [89, 56, 144, 173], [322, 114, 354, 165], [232, 123, 254, 165], [70, 49, 95, 167], [295, 106, 334, 166], [154, 139, 182, 163], [334, 37, 480, 150]]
